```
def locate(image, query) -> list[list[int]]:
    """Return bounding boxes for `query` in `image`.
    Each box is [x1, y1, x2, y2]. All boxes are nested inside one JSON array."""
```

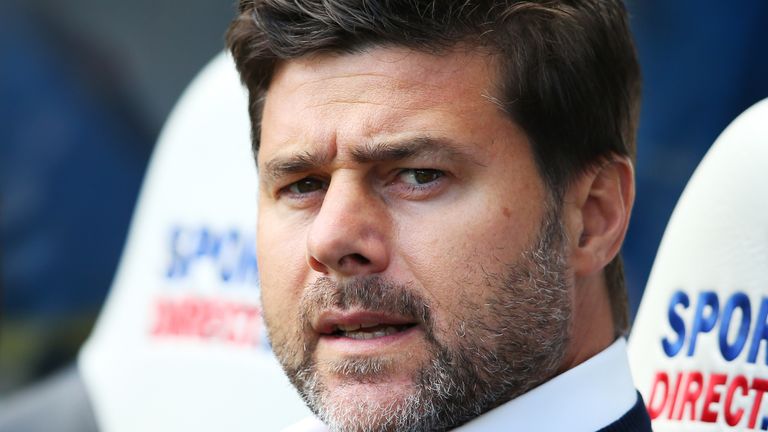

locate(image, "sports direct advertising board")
[[628, 99, 768, 431], [79, 53, 311, 432]]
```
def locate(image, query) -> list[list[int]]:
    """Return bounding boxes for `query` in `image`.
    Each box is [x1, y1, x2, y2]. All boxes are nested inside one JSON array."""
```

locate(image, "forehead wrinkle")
[[288, 70, 437, 94], [306, 98, 455, 114]]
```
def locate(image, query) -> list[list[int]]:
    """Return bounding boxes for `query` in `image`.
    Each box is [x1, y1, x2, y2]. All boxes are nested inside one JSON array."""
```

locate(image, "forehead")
[[269, 46, 496, 102], [258, 47, 509, 163]]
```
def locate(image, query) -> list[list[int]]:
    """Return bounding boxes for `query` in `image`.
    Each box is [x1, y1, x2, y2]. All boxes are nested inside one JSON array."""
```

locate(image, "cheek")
[[393, 190, 544, 330], [398, 193, 539, 277], [257, 213, 310, 321]]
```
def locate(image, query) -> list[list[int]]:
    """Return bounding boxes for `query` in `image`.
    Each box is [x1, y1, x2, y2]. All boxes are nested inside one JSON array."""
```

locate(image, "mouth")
[[315, 311, 419, 341], [311, 310, 425, 369], [328, 322, 417, 340]]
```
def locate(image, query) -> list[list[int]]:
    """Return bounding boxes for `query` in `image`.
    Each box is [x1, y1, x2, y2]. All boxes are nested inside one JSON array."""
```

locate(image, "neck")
[[559, 271, 615, 373]]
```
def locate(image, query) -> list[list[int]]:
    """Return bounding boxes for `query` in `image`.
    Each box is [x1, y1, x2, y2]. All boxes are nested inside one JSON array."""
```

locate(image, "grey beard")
[[276, 207, 571, 432]]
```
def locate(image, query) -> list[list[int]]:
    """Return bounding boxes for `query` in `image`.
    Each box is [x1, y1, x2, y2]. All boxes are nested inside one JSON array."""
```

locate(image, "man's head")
[[227, 1, 639, 430]]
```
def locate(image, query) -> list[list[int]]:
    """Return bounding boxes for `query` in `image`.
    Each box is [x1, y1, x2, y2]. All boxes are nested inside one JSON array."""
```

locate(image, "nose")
[[307, 179, 390, 277]]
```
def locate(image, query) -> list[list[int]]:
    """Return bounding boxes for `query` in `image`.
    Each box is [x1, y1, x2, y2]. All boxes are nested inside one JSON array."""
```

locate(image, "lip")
[[314, 309, 418, 335], [313, 309, 422, 356]]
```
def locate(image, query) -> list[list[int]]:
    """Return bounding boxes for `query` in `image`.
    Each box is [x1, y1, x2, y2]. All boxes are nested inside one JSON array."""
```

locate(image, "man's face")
[[257, 47, 574, 431]]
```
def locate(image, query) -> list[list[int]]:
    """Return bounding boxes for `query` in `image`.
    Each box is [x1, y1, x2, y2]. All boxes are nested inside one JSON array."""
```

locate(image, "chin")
[[302, 361, 425, 432], [317, 384, 419, 432]]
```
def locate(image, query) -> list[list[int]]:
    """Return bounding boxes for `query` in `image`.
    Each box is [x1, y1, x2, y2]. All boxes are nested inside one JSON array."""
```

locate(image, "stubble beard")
[[266, 207, 572, 432]]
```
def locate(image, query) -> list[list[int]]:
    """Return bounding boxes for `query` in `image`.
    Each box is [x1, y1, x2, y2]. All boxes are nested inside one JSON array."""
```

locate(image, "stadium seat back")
[[628, 98, 768, 430], [79, 53, 310, 432]]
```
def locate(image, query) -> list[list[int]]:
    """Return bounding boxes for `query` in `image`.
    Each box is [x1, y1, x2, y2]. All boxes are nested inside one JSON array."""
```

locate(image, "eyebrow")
[[261, 136, 479, 184], [263, 150, 330, 183], [350, 136, 474, 164]]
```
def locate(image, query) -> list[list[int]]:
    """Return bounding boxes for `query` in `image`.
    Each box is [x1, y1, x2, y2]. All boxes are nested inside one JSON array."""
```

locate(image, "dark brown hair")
[[227, 0, 641, 334]]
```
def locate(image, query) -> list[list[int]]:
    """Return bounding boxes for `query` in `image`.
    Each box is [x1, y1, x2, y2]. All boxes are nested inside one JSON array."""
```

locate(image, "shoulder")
[[597, 392, 653, 432]]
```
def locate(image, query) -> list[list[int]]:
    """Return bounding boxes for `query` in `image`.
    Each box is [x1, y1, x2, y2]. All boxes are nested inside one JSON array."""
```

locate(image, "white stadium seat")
[[628, 98, 768, 431], [78, 52, 311, 431]]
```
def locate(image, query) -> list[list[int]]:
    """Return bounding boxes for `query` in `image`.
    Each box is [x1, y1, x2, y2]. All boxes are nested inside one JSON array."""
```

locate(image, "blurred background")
[[0, 0, 235, 395], [1, 0, 767, 400]]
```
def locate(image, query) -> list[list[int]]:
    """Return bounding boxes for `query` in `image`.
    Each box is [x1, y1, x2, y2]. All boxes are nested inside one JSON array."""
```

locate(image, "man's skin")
[[256, 46, 634, 429]]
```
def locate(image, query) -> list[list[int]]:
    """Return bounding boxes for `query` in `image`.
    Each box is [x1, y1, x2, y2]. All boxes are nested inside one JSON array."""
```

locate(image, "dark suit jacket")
[[598, 392, 652, 432]]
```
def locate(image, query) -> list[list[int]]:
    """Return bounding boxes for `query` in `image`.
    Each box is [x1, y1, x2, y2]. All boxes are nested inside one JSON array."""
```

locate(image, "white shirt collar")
[[282, 338, 636, 432], [454, 338, 637, 432]]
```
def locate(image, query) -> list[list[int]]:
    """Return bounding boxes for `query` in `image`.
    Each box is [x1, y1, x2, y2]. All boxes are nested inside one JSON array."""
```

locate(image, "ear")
[[565, 156, 635, 277]]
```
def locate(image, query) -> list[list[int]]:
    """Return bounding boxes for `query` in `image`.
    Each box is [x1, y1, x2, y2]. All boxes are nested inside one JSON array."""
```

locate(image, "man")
[[227, 0, 649, 430]]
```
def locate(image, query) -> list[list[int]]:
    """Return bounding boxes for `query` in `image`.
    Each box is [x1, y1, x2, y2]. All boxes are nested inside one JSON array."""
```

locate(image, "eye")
[[398, 169, 444, 185], [286, 177, 327, 195]]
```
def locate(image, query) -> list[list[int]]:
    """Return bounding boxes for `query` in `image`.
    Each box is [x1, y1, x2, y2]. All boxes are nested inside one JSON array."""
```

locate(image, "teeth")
[[336, 322, 380, 332], [337, 323, 362, 332], [341, 326, 400, 340]]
